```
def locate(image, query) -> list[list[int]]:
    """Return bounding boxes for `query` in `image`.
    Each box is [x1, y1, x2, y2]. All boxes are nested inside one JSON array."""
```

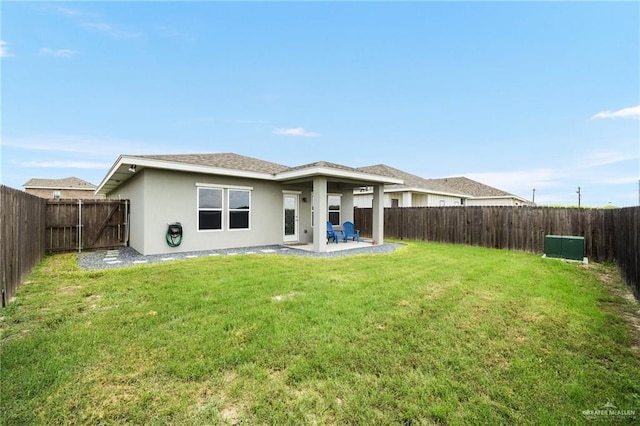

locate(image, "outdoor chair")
[[326, 221, 341, 244], [342, 221, 360, 242]]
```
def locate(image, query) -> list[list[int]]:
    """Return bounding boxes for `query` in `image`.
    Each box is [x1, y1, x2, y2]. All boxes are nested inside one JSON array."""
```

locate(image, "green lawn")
[[1, 241, 639, 425]]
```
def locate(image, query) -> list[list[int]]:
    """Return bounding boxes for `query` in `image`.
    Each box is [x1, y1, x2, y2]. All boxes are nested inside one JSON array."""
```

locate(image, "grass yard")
[[1, 241, 639, 425]]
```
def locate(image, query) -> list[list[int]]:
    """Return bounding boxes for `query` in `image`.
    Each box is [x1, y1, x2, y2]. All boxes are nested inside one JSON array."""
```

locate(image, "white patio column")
[[313, 176, 328, 252], [372, 184, 384, 245]]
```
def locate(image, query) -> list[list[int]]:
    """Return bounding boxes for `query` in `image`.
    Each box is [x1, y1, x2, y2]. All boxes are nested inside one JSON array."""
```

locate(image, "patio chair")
[[342, 221, 360, 242], [326, 221, 340, 244]]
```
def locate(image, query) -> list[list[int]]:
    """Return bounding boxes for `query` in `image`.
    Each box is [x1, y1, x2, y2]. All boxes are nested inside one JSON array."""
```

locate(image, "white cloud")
[[39, 48, 80, 58], [273, 127, 321, 137], [578, 150, 640, 168], [16, 160, 111, 169], [463, 169, 563, 193], [0, 40, 15, 58], [2, 134, 154, 156], [50, 5, 94, 19], [591, 105, 640, 120], [599, 176, 640, 185], [80, 22, 141, 39], [453, 154, 639, 206], [236, 119, 269, 125], [47, 5, 140, 39]]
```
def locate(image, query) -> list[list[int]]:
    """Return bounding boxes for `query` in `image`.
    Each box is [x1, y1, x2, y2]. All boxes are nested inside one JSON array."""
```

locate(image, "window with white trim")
[[328, 194, 341, 225], [311, 193, 343, 226], [228, 189, 250, 230], [198, 187, 223, 230]]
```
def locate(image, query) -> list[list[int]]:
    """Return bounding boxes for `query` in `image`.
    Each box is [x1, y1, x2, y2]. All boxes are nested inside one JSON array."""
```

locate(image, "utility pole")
[[532, 188, 536, 204], [576, 186, 581, 208]]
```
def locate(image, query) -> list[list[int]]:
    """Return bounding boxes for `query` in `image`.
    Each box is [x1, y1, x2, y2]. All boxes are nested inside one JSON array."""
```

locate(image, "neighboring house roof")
[[428, 177, 510, 197], [357, 164, 468, 197], [355, 165, 533, 205], [429, 177, 531, 204], [23, 177, 97, 190], [97, 153, 404, 195]]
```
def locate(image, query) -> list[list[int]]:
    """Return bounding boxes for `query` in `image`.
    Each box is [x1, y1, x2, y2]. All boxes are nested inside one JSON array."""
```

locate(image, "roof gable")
[[288, 160, 363, 173]]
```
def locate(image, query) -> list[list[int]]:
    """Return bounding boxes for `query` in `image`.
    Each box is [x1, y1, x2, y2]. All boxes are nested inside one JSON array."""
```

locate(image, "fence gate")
[[46, 199, 129, 252]]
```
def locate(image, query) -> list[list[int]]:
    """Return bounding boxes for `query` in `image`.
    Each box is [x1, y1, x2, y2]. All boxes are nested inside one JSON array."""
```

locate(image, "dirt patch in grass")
[[622, 312, 640, 352], [220, 404, 242, 425], [58, 285, 82, 295], [592, 263, 640, 353], [271, 291, 301, 302], [224, 370, 237, 383], [86, 294, 102, 310]]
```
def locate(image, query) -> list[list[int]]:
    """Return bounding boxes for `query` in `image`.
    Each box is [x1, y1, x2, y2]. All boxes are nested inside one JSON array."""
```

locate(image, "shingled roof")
[[23, 177, 96, 190], [135, 153, 290, 174], [287, 160, 363, 173], [97, 153, 404, 195], [428, 177, 514, 198], [357, 164, 468, 196]]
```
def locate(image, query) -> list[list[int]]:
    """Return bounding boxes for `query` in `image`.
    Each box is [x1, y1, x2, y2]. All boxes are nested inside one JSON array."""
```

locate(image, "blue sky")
[[2, 1, 639, 207]]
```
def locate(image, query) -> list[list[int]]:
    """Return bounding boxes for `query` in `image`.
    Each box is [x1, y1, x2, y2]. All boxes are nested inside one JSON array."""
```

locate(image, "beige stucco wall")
[[109, 172, 146, 253], [355, 191, 464, 207], [465, 197, 519, 206], [107, 168, 353, 255], [353, 193, 373, 208], [426, 194, 464, 206]]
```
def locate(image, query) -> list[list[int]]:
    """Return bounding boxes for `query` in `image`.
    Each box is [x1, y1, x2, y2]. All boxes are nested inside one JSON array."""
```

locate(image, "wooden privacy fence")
[[355, 206, 639, 299], [47, 199, 129, 252], [1, 186, 46, 307], [1, 191, 130, 306]]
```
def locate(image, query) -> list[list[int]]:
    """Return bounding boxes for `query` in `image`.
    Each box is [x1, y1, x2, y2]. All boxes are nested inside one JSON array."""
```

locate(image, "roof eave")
[[23, 186, 95, 190], [275, 166, 404, 185], [471, 195, 522, 200], [96, 155, 277, 195]]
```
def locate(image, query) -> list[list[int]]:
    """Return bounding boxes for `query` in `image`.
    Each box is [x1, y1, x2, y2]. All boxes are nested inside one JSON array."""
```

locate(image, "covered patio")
[[275, 161, 403, 253]]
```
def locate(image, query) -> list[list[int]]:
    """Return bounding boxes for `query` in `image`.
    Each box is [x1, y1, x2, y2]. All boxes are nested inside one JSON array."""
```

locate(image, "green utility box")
[[544, 235, 585, 261], [543, 235, 564, 258]]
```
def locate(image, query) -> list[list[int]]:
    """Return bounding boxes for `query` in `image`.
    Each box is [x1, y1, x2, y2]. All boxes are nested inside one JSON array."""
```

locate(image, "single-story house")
[[23, 177, 105, 200], [354, 165, 470, 207], [353, 165, 533, 207], [95, 153, 403, 255]]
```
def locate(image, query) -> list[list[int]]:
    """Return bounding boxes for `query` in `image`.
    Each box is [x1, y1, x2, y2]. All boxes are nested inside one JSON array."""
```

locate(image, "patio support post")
[[313, 176, 328, 252], [372, 184, 384, 245]]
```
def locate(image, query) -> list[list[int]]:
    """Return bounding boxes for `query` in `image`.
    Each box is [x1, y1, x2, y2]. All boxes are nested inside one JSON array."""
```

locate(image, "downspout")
[[124, 200, 129, 247]]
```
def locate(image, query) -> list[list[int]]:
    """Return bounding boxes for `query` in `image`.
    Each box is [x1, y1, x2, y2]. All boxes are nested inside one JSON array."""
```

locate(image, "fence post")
[[78, 199, 83, 253]]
